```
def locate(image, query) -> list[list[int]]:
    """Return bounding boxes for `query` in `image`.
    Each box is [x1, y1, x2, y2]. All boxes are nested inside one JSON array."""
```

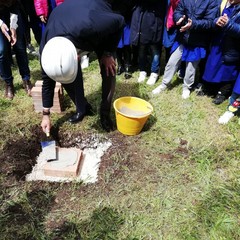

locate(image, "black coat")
[[0, 0, 18, 25], [130, 0, 167, 45], [41, 0, 125, 108], [40, 0, 125, 54]]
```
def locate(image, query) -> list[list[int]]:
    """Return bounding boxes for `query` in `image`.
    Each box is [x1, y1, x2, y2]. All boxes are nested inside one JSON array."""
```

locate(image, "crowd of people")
[[0, 0, 240, 133]]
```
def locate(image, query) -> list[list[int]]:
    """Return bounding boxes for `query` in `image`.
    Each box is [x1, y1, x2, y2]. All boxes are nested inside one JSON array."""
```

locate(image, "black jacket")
[[41, 0, 125, 108], [40, 0, 125, 54], [130, 0, 167, 45], [0, 0, 18, 25]]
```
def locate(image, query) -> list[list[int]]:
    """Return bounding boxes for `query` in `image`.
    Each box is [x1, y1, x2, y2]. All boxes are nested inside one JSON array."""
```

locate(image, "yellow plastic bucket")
[[113, 96, 153, 135]]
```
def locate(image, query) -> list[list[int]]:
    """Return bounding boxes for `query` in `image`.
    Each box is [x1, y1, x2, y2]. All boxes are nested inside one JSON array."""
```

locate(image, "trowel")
[[41, 133, 57, 161]]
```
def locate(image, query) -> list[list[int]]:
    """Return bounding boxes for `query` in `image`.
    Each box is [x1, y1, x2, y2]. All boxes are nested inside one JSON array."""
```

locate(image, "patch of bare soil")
[[0, 125, 139, 184]]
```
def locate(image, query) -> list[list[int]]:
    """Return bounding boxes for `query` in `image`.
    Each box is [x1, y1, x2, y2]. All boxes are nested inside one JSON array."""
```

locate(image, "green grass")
[[1, 50, 240, 240]]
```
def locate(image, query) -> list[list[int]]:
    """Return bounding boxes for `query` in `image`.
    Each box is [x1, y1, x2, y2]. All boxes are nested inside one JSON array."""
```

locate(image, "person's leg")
[[147, 43, 161, 85], [100, 67, 116, 115], [131, 45, 139, 70], [123, 45, 132, 79], [116, 47, 125, 75], [13, 10, 32, 96], [0, 30, 14, 99], [218, 92, 238, 124], [138, 44, 148, 82], [182, 60, 200, 99], [162, 45, 183, 86], [152, 45, 183, 94], [95, 51, 116, 131], [28, 8, 42, 45], [63, 62, 87, 113], [213, 81, 234, 105]]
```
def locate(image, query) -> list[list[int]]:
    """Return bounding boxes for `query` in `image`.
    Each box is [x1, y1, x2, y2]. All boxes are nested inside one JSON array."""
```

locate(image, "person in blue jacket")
[[40, 0, 128, 133], [202, 0, 240, 105], [152, 0, 219, 99], [216, 0, 240, 124]]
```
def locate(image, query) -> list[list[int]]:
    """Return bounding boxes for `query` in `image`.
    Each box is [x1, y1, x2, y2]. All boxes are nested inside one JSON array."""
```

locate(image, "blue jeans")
[[0, 11, 30, 85], [0, 30, 13, 85], [138, 43, 161, 73]]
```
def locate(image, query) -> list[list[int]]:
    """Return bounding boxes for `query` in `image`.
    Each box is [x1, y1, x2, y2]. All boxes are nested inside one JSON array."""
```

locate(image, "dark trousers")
[[138, 43, 161, 74], [63, 54, 116, 116], [21, 0, 42, 45]]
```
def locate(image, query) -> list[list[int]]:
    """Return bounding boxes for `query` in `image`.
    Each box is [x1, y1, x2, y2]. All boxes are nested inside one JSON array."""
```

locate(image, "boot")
[[5, 83, 14, 100], [23, 80, 32, 96]]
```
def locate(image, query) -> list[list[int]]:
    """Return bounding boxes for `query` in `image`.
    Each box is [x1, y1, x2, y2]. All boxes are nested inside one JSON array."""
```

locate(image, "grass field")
[[0, 50, 240, 240]]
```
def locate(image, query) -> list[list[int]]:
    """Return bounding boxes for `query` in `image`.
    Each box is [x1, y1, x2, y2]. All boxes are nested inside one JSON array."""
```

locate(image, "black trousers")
[[63, 54, 116, 116]]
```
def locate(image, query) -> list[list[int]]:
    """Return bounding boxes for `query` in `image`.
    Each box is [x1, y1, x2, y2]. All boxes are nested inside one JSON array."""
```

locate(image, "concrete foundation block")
[[43, 148, 83, 178]]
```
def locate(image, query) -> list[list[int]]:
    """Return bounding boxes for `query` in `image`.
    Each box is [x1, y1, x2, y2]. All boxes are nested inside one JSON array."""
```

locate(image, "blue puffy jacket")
[[174, 0, 219, 47], [221, 4, 240, 63]]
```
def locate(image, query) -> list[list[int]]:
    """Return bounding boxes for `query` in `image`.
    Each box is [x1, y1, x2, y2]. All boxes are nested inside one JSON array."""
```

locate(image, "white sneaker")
[[152, 84, 167, 95], [81, 55, 89, 69], [147, 72, 158, 85], [138, 71, 147, 83], [182, 88, 190, 99], [218, 111, 234, 124]]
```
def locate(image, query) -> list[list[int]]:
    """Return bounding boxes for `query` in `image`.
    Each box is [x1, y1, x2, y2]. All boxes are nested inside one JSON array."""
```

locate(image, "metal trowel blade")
[[41, 140, 57, 161]]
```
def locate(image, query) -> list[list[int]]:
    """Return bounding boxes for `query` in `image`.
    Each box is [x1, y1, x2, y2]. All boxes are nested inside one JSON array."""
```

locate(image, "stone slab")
[[43, 148, 83, 178]]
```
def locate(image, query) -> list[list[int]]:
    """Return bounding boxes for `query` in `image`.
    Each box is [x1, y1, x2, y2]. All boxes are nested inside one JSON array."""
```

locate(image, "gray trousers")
[[162, 44, 200, 90]]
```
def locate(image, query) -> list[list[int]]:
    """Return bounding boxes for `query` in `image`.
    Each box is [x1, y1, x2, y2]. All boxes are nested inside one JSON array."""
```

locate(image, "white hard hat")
[[41, 37, 78, 84]]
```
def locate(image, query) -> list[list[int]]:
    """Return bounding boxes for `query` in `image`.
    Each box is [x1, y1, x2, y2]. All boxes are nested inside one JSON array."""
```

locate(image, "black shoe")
[[68, 112, 85, 123], [100, 114, 114, 132], [212, 92, 226, 105], [117, 65, 125, 75], [195, 83, 206, 96]]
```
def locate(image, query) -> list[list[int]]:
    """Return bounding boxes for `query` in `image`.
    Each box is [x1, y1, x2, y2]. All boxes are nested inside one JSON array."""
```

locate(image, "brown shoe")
[[23, 80, 32, 96], [5, 83, 14, 100]]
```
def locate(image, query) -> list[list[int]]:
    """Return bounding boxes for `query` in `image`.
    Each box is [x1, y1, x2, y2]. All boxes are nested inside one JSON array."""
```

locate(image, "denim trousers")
[[0, 12, 30, 85], [138, 43, 161, 73]]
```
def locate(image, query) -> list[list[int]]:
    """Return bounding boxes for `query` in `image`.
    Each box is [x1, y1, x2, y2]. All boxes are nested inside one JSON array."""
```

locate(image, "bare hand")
[[39, 15, 47, 24], [216, 13, 229, 27], [1, 23, 11, 42], [100, 55, 116, 76], [176, 15, 186, 26], [10, 28, 17, 46], [41, 115, 51, 136], [180, 18, 192, 32]]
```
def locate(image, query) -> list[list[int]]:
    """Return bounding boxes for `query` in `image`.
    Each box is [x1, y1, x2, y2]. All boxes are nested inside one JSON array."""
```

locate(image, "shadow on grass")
[[0, 189, 56, 239], [51, 207, 124, 240], [1, 195, 125, 240]]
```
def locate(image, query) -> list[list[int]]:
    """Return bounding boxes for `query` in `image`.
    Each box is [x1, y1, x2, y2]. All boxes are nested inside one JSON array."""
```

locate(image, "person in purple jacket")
[[40, 0, 129, 133]]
